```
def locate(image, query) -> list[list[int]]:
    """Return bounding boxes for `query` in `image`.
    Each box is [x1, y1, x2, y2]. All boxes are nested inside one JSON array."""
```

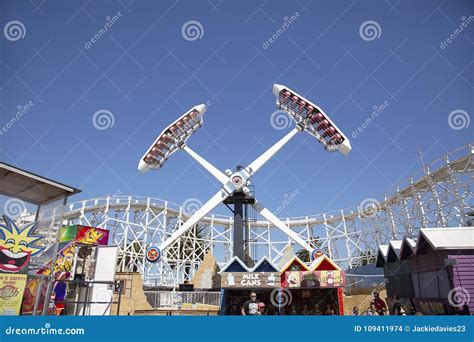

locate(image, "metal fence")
[[144, 291, 221, 309], [21, 275, 124, 316]]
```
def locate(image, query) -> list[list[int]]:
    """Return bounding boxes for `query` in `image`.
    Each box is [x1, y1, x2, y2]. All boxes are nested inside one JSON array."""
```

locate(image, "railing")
[[22, 277, 125, 316], [21, 143, 473, 230], [57, 279, 125, 316], [144, 291, 221, 309]]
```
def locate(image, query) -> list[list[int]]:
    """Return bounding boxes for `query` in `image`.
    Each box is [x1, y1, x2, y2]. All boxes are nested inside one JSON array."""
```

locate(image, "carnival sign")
[[221, 272, 281, 288], [311, 249, 325, 261], [0, 273, 28, 315], [146, 246, 161, 263], [285, 270, 345, 288], [0, 215, 43, 274]]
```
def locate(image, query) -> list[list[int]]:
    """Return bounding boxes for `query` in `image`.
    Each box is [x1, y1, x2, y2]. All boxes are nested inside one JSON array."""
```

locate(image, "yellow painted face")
[[77, 228, 104, 244], [0, 215, 42, 273]]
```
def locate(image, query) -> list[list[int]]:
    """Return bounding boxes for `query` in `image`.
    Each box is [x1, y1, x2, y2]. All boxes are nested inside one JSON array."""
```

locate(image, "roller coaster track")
[[34, 144, 473, 286]]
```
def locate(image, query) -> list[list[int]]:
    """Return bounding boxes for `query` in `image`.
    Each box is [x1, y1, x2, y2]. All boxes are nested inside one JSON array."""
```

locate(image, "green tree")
[[295, 237, 322, 262], [350, 250, 376, 268], [117, 239, 143, 272], [168, 223, 208, 279]]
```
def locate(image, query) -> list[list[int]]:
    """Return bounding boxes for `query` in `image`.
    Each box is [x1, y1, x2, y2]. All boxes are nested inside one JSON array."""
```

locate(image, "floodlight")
[[273, 84, 351, 156], [138, 104, 207, 173]]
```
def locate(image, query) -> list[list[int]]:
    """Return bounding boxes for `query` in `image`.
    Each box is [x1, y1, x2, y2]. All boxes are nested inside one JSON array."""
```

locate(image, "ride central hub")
[[223, 168, 251, 194]]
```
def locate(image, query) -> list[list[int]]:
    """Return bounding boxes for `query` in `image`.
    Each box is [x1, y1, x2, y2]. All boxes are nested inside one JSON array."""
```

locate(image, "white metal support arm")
[[160, 189, 229, 251], [252, 201, 313, 252], [246, 127, 299, 175], [146, 85, 352, 256], [181, 144, 228, 185], [157, 125, 311, 255]]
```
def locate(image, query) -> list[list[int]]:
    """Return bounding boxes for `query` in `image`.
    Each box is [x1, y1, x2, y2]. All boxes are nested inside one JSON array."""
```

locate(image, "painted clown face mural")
[[0, 215, 42, 273]]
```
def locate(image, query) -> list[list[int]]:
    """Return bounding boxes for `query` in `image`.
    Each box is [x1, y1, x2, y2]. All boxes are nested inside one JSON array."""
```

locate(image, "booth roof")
[[418, 227, 474, 251], [378, 227, 474, 265], [406, 237, 417, 250], [252, 256, 279, 272], [279, 255, 310, 273], [309, 254, 341, 271], [219, 256, 250, 273], [386, 240, 403, 262], [0, 162, 81, 205], [219, 254, 344, 273], [399, 237, 417, 260], [375, 245, 389, 267]]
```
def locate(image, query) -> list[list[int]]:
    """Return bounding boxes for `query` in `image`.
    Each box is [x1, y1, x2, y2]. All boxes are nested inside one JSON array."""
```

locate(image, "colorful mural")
[[59, 225, 78, 243], [22, 225, 109, 315], [284, 270, 346, 288], [0, 215, 43, 315], [0, 215, 42, 274], [76, 226, 109, 245], [45, 226, 109, 274]]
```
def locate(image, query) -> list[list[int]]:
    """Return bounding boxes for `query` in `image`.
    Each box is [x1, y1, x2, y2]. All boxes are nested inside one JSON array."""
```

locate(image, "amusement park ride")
[[138, 84, 352, 264]]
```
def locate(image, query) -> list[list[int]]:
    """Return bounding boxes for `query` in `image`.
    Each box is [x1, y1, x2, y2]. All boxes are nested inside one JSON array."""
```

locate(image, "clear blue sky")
[[1, 0, 472, 218]]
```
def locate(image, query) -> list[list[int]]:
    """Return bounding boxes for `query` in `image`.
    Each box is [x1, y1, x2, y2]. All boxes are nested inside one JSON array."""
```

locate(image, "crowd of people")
[[352, 293, 410, 316], [239, 291, 421, 316], [240, 291, 339, 316]]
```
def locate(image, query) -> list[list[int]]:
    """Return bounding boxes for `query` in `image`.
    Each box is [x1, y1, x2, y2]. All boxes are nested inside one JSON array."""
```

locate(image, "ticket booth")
[[220, 257, 281, 315], [281, 255, 346, 315]]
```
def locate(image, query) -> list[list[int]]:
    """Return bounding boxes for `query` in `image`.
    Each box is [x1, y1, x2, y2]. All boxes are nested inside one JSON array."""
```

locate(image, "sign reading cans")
[[146, 246, 161, 263], [221, 272, 281, 288]]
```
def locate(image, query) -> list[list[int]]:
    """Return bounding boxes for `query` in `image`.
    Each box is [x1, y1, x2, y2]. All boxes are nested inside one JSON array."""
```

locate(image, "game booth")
[[0, 163, 81, 316], [220, 251, 346, 315], [220, 256, 281, 315], [20, 224, 119, 316]]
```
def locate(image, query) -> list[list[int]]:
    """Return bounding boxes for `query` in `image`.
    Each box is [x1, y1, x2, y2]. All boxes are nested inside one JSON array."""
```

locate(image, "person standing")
[[302, 304, 311, 315], [241, 292, 259, 315], [391, 295, 402, 315], [371, 292, 387, 316], [324, 304, 335, 315]]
